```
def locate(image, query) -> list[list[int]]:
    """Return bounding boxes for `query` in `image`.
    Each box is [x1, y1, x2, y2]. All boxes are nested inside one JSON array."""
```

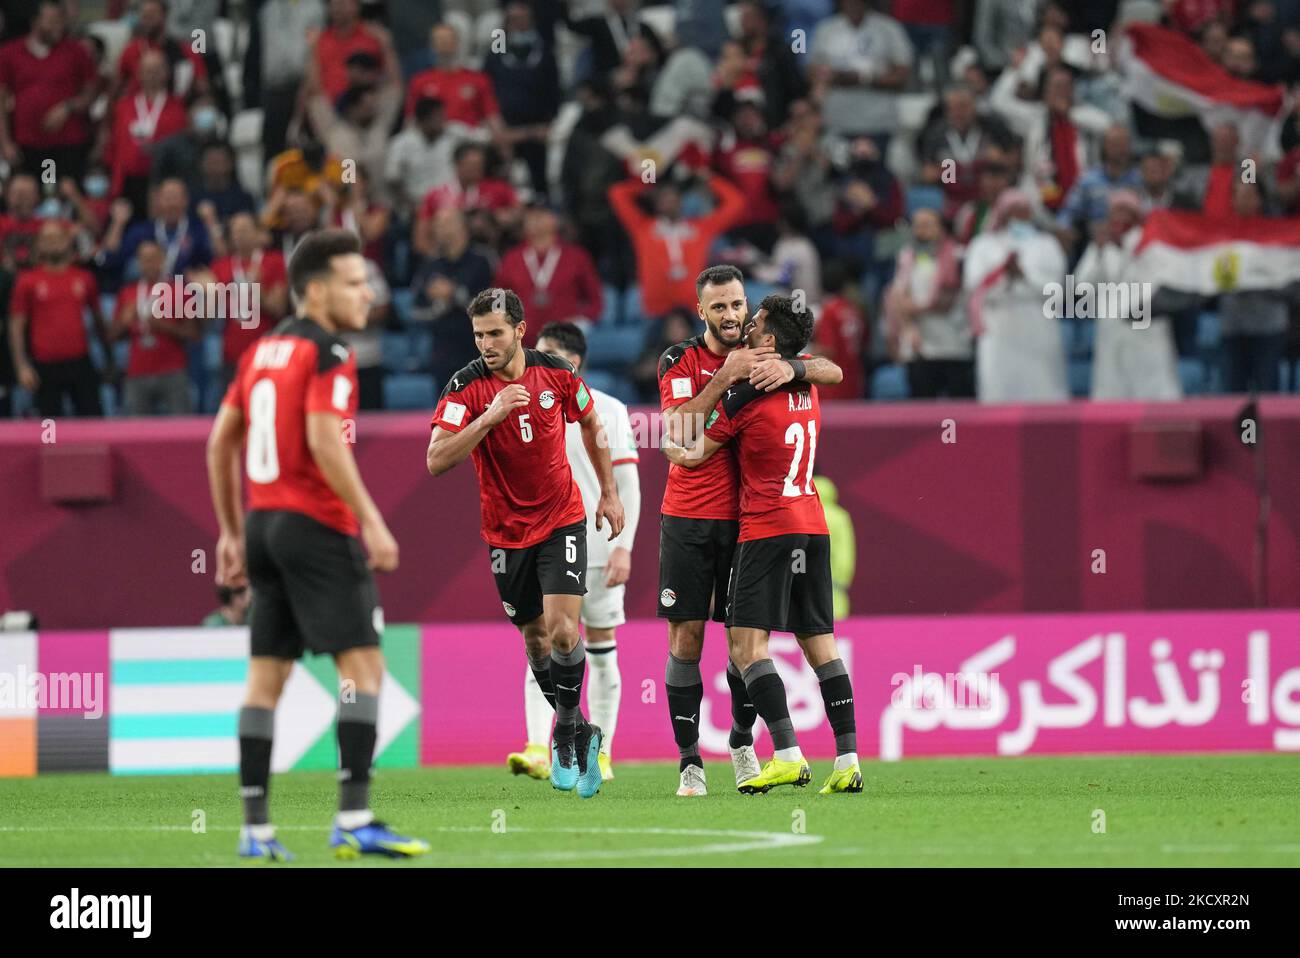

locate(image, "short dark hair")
[[454, 141, 486, 164], [696, 264, 744, 297], [287, 228, 362, 298], [467, 287, 525, 326], [414, 96, 444, 121], [536, 321, 587, 362], [757, 294, 814, 358]]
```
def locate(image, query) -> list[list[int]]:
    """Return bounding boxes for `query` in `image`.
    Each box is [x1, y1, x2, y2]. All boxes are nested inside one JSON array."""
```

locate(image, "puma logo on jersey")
[[565, 570, 582, 582], [673, 713, 698, 724], [701, 369, 715, 378], [331, 344, 350, 363]]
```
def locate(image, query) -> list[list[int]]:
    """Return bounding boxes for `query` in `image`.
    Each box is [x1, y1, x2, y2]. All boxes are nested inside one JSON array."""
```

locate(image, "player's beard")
[[488, 335, 521, 370], [706, 316, 746, 350]]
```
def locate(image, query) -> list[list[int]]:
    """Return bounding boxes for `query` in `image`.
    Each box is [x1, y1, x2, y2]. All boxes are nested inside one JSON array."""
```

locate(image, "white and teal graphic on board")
[[108, 627, 420, 775]]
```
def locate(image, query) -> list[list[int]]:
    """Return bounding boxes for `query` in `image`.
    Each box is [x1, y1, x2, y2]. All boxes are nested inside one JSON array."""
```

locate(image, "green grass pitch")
[[1, 754, 1296, 867]]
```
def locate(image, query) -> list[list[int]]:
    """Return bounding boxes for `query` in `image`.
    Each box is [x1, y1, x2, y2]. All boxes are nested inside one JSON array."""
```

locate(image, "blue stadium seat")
[[906, 184, 945, 216], [745, 281, 777, 305], [1068, 359, 1091, 397], [1195, 311, 1220, 351], [585, 325, 645, 370], [382, 331, 412, 373], [1178, 358, 1206, 395], [203, 330, 224, 373], [383, 373, 435, 410], [870, 364, 909, 400], [391, 288, 416, 326], [621, 285, 645, 323], [599, 284, 622, 325], [580, 368, 618, 397], [408, 326, 434, 372]]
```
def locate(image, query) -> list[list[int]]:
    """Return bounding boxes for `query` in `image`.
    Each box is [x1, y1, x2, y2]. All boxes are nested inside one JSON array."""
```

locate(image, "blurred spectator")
[[973, 0, 1041, 71], [560, 79, 633, 285], [630, 306, 700, 401], [0, 172, 44, 271], [753, 201, 823, 305], [733, 1, 809, 128], [483, 2, 561, 198], [385, 97, 459, 220], [307, 78, 403, 202], [404, 22, 505, 138], [1135, 141, 1178, 211], [110, 238, 199, 415], [102, 178, 212, 283], [1055, 124, 1141, 255], [918, 82, 1013, 218], [1077, 189, 1180, 400], [414, 142, 519, 258], [494, 200, 603, 345], [672, 0, 730, 58], [410, 208, 494, 387], [893, 0, 956, 88], [9, 220, 113, 417], [1218, 180, 1297, 393], [191, 142, 256, 223], [810, 259, 867, 400], [267, 138, 344, 199], [298, 0, 399, 133], [712, 99, 781, 252], [1222, 34, 1259, 80], [563, 0, 665, 82], [202, 584, 250, 627], [964, 190, 1069, 402], [989, 61, 1111, 222], [150, 92, 223, 192], [209, 211, 288, 386], [323, 167, 389, 265], [104, 50, 187, 213], [828, 134, 904, 267], [1173, 123, 1249, 215], [0, 0, 98, 182], [608, 172, 745, 318], [808, 0, 913, 138], [884, 209, 972, 398], [772, 100, 837, 243], [256, 0, 326, 162], [113, 0, 210, 100]]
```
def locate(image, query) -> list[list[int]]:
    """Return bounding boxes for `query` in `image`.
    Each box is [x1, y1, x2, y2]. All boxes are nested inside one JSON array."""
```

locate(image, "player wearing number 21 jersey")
[[208, 229, 428, 862], [426, 288, 625, 800], [664, 295, 862, 797]]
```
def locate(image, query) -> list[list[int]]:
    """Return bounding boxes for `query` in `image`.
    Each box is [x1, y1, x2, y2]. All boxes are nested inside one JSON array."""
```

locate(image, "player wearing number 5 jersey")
[[665, 295, 862, 797], [208, 229, 429, 862], [427, 288, 625, 800]]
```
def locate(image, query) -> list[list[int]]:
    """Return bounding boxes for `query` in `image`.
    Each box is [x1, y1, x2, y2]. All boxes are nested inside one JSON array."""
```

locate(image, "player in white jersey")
[[506, 321, 642, 781]]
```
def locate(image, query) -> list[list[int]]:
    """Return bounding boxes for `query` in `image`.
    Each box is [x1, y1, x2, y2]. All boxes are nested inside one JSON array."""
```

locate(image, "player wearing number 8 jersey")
[[208, 229, 429, 862], [427, 288, 625, 800], [665, 295, 862, 796]]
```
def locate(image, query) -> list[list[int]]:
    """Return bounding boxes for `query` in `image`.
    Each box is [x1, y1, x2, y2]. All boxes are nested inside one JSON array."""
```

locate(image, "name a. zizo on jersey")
[[788, 390, 812, 412]]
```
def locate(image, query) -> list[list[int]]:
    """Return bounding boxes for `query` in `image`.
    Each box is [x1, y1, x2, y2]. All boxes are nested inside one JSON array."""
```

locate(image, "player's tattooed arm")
[[749, 354, 844, 392], [662, 432, 723, 469], [579, 411, 625, 540], [426, 384, 528, 476], [206, 404, 248, 588]]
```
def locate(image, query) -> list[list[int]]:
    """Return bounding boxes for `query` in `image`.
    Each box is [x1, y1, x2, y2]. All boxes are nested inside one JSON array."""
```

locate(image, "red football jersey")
[[658, 336, 740, 521], [12, 266, 96, 363], [117, 282, 188, 378], [431, 350, 593, 549], [705, 380, 828, 542], [221, 317, 361, 536]]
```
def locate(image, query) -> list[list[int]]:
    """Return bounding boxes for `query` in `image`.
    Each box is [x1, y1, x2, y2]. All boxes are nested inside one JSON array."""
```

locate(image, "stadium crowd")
[[2, 0, 1300, 418]]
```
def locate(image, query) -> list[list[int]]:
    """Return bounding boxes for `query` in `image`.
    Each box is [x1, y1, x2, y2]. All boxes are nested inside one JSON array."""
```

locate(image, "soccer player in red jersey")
[[426, 288, 624, 799], [656, 264, 843, 797], [664, 294, 861, 796], [207, 229, 429, 861]]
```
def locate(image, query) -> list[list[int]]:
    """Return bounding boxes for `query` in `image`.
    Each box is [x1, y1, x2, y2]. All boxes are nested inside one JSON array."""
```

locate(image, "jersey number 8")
[[247, 379, 280, 484]]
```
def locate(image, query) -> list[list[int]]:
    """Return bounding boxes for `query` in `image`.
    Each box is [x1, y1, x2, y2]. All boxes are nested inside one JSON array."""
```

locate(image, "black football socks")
[[337, 692, 378, 815], [550, 643, 587, 744], [726, 659, 758, 748], [741, 659, 799, 753], [665, 653, 704, 771], [815, 659, 857, 757], [528, 649, 558, 711], [238, 705, 274, 825]]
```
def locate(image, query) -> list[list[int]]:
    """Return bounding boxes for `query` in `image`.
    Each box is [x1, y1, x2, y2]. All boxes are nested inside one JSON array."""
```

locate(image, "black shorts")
[[726, 533, 834, 635], [245, 510, 382, 659], [489, 520, 587, 627], [657, 514, 740, 622]]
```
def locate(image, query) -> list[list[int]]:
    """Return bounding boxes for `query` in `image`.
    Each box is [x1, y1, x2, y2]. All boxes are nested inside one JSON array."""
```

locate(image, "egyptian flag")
[[599, 114, 715, 178], [1132, 209, 1300, 295], [1118, 23, 1286, 155]]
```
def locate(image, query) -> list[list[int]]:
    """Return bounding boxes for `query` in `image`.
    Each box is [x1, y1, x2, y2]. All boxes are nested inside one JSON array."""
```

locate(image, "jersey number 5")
[[247, 378, 280, 484], [782, 421, 818, 497], [519, 413, 533, 443]]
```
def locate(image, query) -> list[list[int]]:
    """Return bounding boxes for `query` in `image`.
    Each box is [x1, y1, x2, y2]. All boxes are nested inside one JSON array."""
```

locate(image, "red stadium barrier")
[[2, 397, 1299, 629]]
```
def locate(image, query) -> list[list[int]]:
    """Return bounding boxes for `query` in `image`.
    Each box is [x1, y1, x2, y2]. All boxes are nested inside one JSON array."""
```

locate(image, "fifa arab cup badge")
[[539, 390, 556, 409]]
